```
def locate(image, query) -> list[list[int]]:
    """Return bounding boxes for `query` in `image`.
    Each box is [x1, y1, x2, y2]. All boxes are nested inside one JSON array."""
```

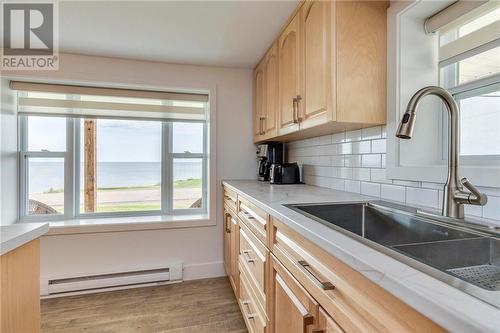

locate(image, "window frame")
[[439, 22, 500, 161], [18, 115, 209, 222]]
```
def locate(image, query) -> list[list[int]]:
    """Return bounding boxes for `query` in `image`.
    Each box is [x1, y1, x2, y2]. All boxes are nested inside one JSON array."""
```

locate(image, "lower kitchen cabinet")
[[269, 254, 319, 333], [0, 239, 41, 333], [222, 185, 444, 333], [223, 205, 239, 296]]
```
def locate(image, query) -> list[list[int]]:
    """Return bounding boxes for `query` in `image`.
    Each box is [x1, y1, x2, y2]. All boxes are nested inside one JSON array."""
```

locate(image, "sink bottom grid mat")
[[447, 264, 500, 291]]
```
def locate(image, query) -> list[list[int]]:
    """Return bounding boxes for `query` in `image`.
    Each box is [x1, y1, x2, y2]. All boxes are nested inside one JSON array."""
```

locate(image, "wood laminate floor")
[[41, 277, 247, 333]]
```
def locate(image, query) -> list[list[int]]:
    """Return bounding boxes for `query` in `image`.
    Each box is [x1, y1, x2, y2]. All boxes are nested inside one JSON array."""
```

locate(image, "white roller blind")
[[11, 81, 208, 121], [425, 0, 489, 34]]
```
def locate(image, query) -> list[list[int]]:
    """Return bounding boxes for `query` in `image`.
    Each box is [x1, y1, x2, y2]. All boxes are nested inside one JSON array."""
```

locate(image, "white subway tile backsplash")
[[345, 180, 361, 193], [331, 155, 344, 167], [361, 182, 381, 197], [381, 184, 406, 203], [332, 132, 345, 143], [352, 141, 371, 154], [317, 135, 332, 145], [483, 196, 500, 220], [421, 182, 443, 190], [393, 180, 421, 188], [371, 139, 386, 153], [338, 142, 352, 155], [465, 204, 483, 217], [406, 187, 439, 209], [317, 156, 331, 167], [344, 155, 361, 167], [345, 130, 362, 142], [331, 178, 345, 191], [362, 126, 382, 140], [370, 168, 389, 183], [337, 167, 353, 179], [319, 144, 337, 156], [287, 126, 499, 223], [352, 168, 371, 181], [362, 154, 381, 168]]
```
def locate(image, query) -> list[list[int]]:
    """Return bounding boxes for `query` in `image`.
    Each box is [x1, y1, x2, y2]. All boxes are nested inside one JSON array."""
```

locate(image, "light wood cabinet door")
[[253, 61, 266, 142], [317, 308, 344, 333], [224, 207, 239, 296], [269, 254, 318, 333], [223, 208, 231, 277], [263, 42, 279, 139], [278, 13, 301, 136], [230, 211, 240, 296], [300, 0, 334, 129]]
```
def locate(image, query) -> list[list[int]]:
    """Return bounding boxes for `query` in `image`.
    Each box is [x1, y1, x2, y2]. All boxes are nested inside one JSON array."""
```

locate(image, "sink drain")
[[447, 264, 500, 291]]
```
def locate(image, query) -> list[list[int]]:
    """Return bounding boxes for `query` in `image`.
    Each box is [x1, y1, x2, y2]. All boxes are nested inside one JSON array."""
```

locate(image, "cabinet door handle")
[[259, 116, 265, 135], [298, 260, 335, 291], [225, 213, 231, 233], [296, 95, 302, 122], [292, 97, 298, 124]]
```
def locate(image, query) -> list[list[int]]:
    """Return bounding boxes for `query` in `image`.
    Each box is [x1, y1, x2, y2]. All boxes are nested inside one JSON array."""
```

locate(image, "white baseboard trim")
[[183, 261, 226, 281]]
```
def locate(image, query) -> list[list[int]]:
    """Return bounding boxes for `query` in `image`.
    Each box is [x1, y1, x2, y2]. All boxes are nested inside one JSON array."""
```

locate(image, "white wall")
[[1, 53, 255, 284]]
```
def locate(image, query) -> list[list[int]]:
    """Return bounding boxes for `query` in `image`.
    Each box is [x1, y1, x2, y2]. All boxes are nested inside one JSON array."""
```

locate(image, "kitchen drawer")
[[224, 186, 238, 213], [239, 220, 267, 308], [270, 217, 445, 333], [238, 196, 269, 246], [239, 268, 267, 333]]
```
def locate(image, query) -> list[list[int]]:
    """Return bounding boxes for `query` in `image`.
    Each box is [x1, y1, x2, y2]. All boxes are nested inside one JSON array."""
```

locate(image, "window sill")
[[32, 214, 212, 236]]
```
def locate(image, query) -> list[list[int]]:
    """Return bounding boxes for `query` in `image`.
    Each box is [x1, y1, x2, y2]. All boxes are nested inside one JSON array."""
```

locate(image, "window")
[[438, 3, 500, 157], [15, 82, 209, 221]]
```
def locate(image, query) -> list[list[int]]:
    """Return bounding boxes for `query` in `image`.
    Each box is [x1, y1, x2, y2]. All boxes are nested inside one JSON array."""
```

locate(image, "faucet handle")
[[461, 177, 488, 205]]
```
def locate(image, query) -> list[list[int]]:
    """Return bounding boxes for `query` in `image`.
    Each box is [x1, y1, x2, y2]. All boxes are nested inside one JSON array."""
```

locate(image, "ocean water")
[[28, 161, 202, 194]]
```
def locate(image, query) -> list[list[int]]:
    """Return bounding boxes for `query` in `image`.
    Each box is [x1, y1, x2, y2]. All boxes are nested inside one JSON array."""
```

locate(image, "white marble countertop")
[[0, 223, 49, 255], [223, 180, 500, 333]]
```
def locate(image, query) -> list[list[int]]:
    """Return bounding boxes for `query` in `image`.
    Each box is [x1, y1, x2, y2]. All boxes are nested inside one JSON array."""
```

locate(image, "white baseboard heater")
[[44, 263, 183, 296]]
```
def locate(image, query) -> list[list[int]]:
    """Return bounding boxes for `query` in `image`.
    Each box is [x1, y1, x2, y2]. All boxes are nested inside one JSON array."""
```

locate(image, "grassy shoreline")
[[44, 178, 201, 194]]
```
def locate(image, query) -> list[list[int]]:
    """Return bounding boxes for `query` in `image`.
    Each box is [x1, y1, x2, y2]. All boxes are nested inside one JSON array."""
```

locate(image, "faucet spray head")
[[396, 110, 416, 139]]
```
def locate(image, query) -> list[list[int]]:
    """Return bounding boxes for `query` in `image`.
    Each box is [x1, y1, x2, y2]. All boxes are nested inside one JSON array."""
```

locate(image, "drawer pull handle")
[[298, 260, 335, 291], [241, 300, 256, 320], [243, 212, 255, 219], [224, 195, 236, 203], [242, 250, 255, 263]]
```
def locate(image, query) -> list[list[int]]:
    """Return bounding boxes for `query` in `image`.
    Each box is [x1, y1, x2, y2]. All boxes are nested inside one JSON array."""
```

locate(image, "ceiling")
[[58, 1, 298, 69]]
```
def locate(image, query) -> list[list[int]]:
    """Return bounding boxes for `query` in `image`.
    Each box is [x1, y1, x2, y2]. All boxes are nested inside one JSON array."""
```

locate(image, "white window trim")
[[386, 1, 500, 188], [17, 87, 214, 224]]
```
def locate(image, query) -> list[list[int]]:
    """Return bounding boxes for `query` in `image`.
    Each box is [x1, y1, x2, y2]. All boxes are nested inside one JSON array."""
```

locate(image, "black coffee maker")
[[256, 142, 283, 181]]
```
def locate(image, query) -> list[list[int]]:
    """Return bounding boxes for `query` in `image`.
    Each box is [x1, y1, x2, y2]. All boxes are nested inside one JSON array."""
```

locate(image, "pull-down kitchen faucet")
[[396, 86, 487, 219]]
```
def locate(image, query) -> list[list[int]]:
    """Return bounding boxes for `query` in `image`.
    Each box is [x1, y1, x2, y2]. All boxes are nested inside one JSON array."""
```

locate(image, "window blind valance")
[[11, 81, 208, 121]]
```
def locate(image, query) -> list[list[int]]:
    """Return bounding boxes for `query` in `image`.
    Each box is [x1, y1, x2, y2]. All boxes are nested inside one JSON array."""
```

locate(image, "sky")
[[28, 117, 203, 162]]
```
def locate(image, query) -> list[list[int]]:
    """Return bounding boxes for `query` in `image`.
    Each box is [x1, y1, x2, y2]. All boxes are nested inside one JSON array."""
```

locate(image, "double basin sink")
[[286, 201, 500, 307]]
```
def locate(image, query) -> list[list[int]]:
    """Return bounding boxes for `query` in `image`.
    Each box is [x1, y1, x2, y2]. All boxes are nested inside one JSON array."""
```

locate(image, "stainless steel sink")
[[286, 201, 500, 307]]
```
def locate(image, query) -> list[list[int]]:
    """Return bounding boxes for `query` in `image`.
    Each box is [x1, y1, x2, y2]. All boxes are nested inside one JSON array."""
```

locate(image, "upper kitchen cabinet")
[[254, 42, 279, 142], [253, 0, 387, 143], [277, 13, 301, 137], [299, 0, 333, 130], [253, 59, 266, 142]]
